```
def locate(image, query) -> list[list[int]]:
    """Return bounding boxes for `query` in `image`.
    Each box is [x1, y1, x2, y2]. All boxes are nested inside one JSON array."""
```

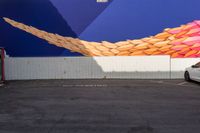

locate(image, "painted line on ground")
[[62, 84, 108, 87], [149, 80, 200, 88], [177, 82, 187, 86]]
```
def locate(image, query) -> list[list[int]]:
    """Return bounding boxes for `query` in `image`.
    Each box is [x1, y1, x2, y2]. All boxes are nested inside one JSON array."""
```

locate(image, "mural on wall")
[[4, 18, 200, 58], [1, 0, 200, 57]]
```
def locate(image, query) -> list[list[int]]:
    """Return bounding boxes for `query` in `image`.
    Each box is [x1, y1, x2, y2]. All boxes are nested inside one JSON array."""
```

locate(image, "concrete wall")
[[5, 56, 200, 80], [5, 56, 171, 80]]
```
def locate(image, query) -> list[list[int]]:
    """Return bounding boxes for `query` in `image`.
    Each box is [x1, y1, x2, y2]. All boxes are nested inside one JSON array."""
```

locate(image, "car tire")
[[184, 71, 191, 81]]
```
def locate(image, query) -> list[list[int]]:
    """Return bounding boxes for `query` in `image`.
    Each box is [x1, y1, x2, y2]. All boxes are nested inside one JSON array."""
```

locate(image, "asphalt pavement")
[[0, 79, 200, 133]]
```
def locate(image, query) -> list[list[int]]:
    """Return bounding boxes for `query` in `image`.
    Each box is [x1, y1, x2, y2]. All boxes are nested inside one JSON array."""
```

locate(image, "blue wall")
[[0, 0, 200, 57]]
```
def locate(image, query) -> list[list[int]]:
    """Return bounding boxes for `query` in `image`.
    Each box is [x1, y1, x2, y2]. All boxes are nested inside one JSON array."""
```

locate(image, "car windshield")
[[194, 62, 200, 67]]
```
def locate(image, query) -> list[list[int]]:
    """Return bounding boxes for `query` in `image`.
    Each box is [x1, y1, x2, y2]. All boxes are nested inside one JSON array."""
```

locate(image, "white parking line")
[[149, 80, 199, 88], [62, 84, 108, 87], [177, 82, 187, 86]]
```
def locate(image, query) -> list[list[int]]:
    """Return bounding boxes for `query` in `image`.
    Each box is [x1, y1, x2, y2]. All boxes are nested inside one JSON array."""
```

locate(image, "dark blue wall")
[[80, 0, 200, 42], [0, 0, 200, 57], [0, 0, 79, 57]]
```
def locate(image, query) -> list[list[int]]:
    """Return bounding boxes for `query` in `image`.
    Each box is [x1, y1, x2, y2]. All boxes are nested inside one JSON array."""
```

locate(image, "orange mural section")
[[3, 17, 200, 58]]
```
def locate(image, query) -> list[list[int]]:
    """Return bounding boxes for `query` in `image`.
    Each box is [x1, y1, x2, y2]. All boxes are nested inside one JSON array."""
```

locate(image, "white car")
[[184, 62, 200, 82]]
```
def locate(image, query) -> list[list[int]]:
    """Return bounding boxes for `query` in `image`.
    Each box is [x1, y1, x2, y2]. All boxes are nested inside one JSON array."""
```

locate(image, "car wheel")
[[184, 71, 191, 81]]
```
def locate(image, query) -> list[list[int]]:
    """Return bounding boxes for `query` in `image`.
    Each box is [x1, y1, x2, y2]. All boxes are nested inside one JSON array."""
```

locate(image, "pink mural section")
[[3, 18, 200, 58]]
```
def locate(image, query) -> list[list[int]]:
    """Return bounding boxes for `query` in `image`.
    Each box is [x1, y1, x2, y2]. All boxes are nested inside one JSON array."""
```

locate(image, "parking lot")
[[0, 79, 200, 133]]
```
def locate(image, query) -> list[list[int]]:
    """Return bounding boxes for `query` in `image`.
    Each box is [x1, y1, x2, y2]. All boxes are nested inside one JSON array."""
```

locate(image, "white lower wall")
[[5, 56, 171, 80], [5, 56, 200, 80]]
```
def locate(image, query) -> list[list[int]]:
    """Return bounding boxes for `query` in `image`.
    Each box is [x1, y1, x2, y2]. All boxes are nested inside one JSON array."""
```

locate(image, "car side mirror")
[[192, 65, 198, 68]]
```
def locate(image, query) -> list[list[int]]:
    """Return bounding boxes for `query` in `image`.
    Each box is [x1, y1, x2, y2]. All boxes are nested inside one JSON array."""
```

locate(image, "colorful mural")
[[0, 0, 112, 56], [4, 18, 200, 58], [1, 0, 200, 57]]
